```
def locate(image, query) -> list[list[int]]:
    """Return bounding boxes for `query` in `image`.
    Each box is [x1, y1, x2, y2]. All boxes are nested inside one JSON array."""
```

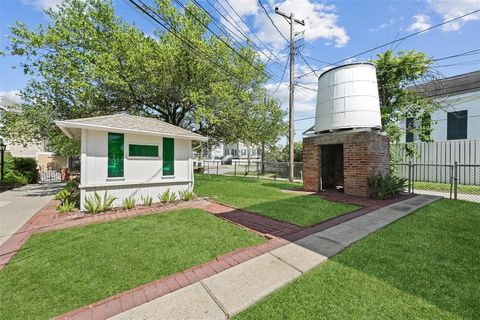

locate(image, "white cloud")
[[265, 63, 318, 123], [220, 0, 258, 17], [0, 90, 22, 104], [21, 0, 61, 11], [253, 0, 349, 49], [428, 0, 480, 31], [369, 18, 400, 31], [407, 14, 432, 31]]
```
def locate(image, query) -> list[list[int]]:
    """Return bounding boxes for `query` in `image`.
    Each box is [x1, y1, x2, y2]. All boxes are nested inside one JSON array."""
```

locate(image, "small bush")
[[55, 178, 80, 210], [179, 189, 195, 201], [13, 157, 39, 183], [140, 194, 153, 206], [57, 199, 76, 213], [84, 191, 117, 214], [159, 189, 177, 203], [122, 197, 137, 209], [1, 154, 38, 184], [55, 189, 72, 202], [0, 171, 28, 185], [368, 174, 407, 200]]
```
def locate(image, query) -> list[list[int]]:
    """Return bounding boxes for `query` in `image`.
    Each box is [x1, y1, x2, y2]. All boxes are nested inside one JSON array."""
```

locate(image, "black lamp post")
[[0, 140, 6, 181]]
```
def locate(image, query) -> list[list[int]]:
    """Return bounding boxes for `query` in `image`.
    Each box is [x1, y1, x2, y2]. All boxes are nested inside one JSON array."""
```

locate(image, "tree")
[[1, 0, 284, 155], [373, 50, 442, 159]]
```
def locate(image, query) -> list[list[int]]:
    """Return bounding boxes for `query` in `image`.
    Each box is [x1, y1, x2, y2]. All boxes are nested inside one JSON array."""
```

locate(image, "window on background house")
[[241, 149, 246, 156], [406, 117, 414, 143], [447, 110, 468, 140], [162, 137, 174, 176], [108, 133, 124, 177]]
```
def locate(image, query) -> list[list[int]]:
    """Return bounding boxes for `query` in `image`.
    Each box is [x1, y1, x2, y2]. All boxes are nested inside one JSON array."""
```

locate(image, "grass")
[[194, 174, 358, 227], [0, 209, 264, 320], [414, 181, 480, 195], [235, 199, 480, 319]]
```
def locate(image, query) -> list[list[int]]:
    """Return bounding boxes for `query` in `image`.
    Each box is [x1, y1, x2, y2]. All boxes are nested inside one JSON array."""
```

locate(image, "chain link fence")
[[393, 162, 480, 203], [195, 160, 303, 182], [196, 160, 479, 202]]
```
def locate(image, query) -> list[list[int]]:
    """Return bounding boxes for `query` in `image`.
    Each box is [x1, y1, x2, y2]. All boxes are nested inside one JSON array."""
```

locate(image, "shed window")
[[447, 110, 467, 140], [129, 144, 158, 157], [163, 138, 174, 176], [108, 133, 124, 177]]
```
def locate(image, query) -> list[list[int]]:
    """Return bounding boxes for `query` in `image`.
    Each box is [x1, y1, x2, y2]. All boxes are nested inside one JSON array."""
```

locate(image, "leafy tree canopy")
[[374, 50, 442, 157], [1, 0, 285, 156]]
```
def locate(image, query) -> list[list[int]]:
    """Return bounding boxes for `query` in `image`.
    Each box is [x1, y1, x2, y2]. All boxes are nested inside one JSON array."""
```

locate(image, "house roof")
[[415, 70, 480, 98], [56, 114, 208, 142]]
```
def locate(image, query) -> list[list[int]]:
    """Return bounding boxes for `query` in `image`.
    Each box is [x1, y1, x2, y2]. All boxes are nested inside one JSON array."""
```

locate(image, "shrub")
[[368, 174, 407, 200], [1, 155, 39, 184], [84, 191, 117, 214], [158, 189, 177, 203], [13, 157, 39, 183], [178, 189, 195, 201], [0, 171, 28, 185], [140, 194, 153, 206], [54, 178, 80, 210], [55, 189, 72, 202], [57, 199, 76, 213], [122, 197, 137, 209]]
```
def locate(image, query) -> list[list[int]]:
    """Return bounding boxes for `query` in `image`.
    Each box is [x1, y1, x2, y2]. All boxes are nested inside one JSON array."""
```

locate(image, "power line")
[[298, 54, 331, 65], [170, 0, 280, 81], [298, 8, 480, 79], [297, 49, 480, 92], [222, 0, 283, 62], [298, 51, 319, 77], [198, 0, 285, 71], [271, 55, 289, 95], [257, 0, 289, 43], [125, 0, 271, 87]]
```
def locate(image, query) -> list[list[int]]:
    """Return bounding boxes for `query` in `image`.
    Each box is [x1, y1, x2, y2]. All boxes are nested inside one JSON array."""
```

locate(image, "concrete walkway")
[[414, 189, 480, 203], [0, 183, 63, 247], [110, 194, 440, 320]]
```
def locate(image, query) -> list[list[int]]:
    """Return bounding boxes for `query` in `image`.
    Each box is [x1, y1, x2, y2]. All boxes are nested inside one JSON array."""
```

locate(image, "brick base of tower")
[[303, 130, 390, 198]]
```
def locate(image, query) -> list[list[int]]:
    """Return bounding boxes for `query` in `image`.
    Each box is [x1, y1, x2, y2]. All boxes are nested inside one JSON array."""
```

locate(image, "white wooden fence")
[[392, 139, 480, 165]]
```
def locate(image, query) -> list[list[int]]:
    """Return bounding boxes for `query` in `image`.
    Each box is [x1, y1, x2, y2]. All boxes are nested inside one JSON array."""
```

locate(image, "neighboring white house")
[[206, 142, 261, 161], [403, 70, 480, 142], [56, 114, 207, 211]]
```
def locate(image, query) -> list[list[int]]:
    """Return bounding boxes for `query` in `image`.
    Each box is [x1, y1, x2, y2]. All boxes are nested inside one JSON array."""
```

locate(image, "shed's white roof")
[[56, 114, 207, 141]]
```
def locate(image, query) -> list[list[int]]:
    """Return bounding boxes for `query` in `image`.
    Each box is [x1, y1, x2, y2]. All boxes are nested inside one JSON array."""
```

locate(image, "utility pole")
[[275, 7, 304, 182]]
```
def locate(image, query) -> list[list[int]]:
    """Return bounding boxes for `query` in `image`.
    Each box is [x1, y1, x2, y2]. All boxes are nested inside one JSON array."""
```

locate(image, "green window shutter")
[[108, 133, 124, 177], [163, 137, 174, 176], [129, 144, 159, 157]]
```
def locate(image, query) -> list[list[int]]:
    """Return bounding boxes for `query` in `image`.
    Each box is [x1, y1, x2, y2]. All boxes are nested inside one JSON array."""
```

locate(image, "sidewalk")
[[0, 183, 63, 247], [108, 194, 441, 320]]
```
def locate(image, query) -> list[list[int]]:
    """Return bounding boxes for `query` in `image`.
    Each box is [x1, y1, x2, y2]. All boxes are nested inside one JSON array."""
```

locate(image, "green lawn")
[[414, 181, 480, 195], [194, 174, 358, 226], [0, 209, 264, 320], [236, 199, 480, 319]]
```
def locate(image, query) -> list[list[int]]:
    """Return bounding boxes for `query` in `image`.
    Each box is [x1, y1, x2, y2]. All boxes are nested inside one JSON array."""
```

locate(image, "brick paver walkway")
[[204, 202, 302, 237]]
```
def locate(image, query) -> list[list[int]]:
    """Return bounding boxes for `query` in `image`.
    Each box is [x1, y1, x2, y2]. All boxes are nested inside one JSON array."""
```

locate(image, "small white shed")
[[56, 114, 207, 211]]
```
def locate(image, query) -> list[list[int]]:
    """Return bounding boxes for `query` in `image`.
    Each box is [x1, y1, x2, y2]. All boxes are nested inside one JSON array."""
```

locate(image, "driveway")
[[0, 183, 63, 247]]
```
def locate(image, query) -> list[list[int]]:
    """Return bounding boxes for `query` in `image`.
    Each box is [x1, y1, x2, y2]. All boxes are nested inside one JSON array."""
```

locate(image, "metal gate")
[[39, 169, 61, 182], [394, 162, 480, 202]]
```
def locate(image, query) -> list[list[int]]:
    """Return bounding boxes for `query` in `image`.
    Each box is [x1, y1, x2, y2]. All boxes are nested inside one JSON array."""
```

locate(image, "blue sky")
[[1, 0, 479, 142]]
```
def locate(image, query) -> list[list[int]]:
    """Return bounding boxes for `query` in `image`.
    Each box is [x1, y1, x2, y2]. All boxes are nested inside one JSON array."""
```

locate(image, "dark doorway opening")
[[320, 144, 344, 190]]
